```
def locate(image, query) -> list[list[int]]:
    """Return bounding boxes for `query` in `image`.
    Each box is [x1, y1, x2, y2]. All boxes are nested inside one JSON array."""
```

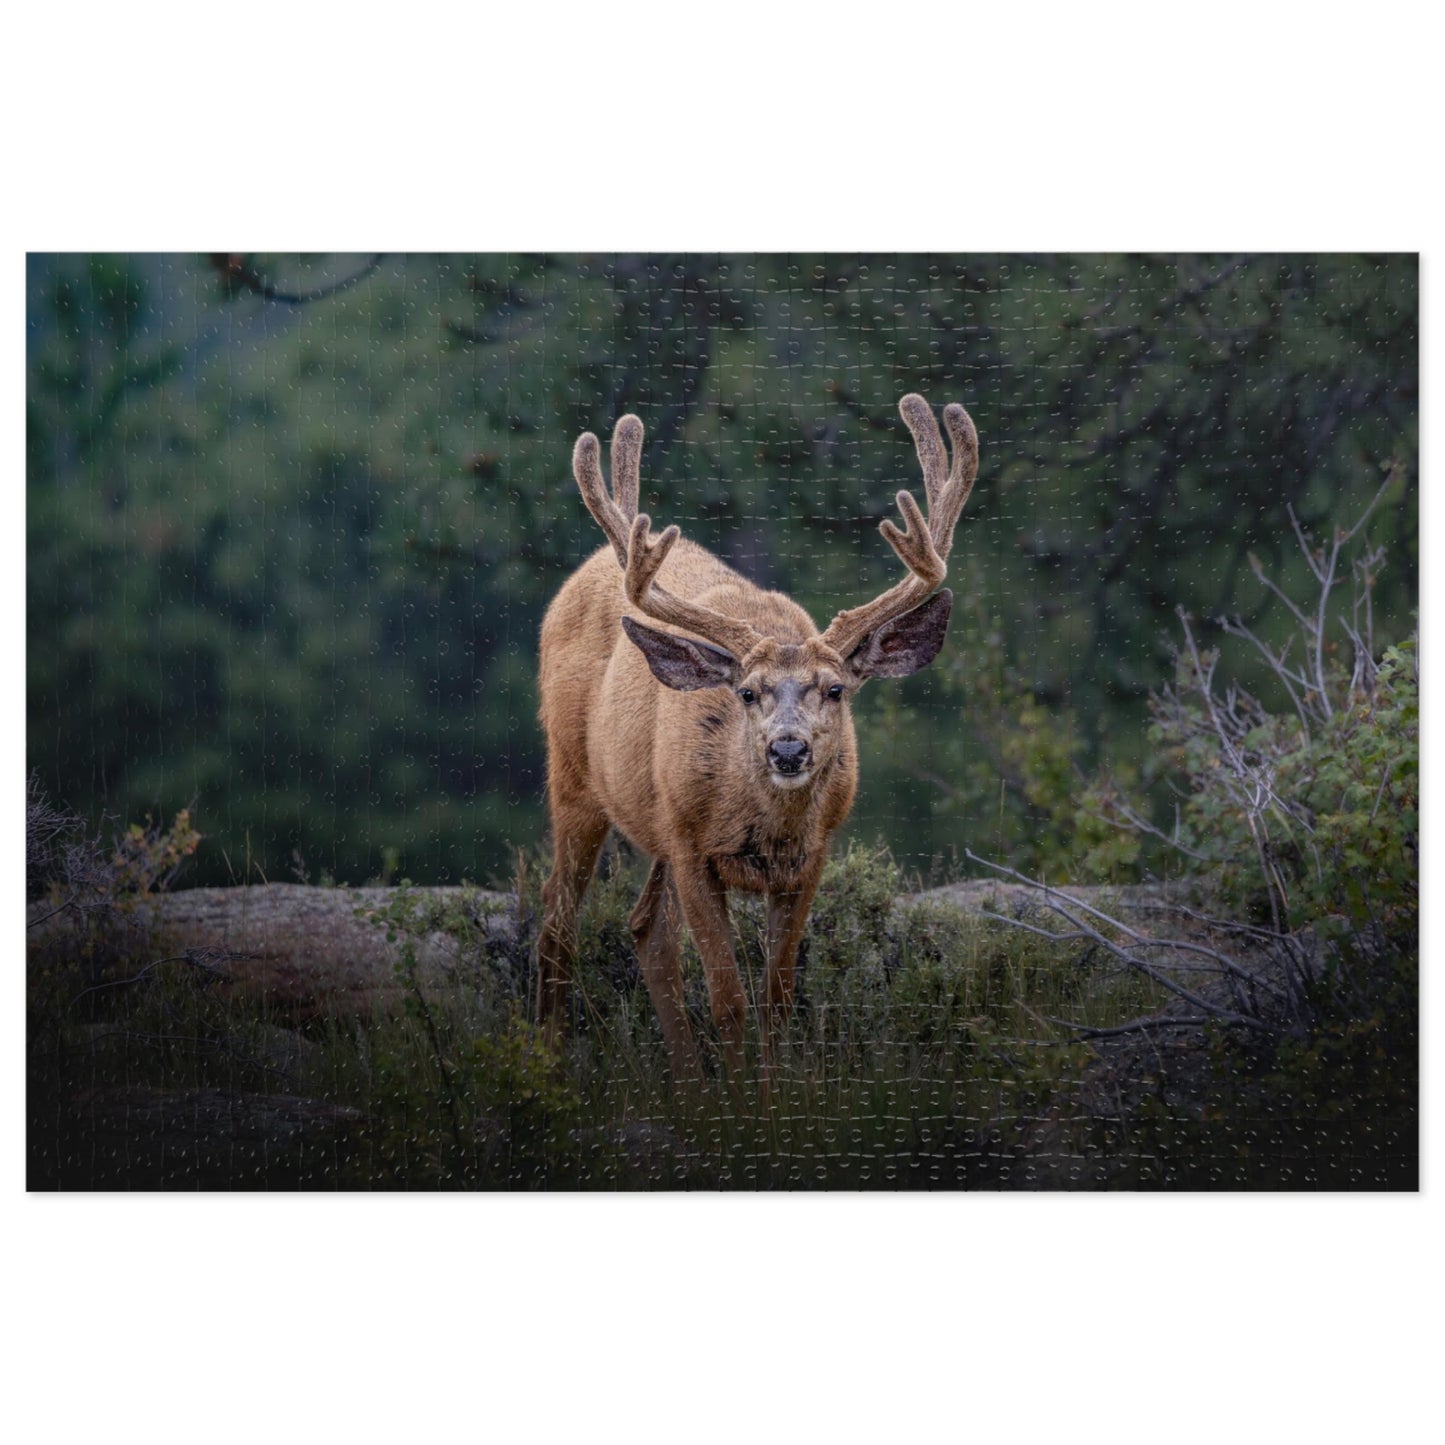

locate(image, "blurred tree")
[[26, 253, 1416, 884]]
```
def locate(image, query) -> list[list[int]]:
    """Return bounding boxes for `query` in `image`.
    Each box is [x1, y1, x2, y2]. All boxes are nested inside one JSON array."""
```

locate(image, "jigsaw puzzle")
[[25, 253, 1418, 1190]]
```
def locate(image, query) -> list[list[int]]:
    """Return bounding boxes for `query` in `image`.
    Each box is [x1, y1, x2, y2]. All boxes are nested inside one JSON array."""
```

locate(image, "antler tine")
[[898, 393, 979, 559], [935, 402, 980, 555], [573, 429, 632, 568], [573, 415, 763, 661], [877, 487, 942, 583], [610, 413, 643, 523], [624, 512, 681, 606], [899, 392, 947, 511], [819, 394, 980, 659], [624, 513, 765, 661]]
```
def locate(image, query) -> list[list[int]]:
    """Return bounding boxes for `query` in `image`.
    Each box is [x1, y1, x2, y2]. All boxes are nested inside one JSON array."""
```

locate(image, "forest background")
[[26, 253, 1418, 888]]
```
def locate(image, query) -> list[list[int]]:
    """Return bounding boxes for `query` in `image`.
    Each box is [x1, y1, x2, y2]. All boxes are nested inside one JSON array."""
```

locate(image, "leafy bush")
[[1130, 484, 1418, 1042], [865, 590, 1147, 881], [27, 776, 206, 1006], [794, 841, 901, 1037], [970, 485, 1418, 1182]]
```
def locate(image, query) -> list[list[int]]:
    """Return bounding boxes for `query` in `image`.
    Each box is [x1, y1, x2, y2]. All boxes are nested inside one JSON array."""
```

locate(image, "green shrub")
[[972, 491, 1419, 1182], [861, 588, 1148, 884]]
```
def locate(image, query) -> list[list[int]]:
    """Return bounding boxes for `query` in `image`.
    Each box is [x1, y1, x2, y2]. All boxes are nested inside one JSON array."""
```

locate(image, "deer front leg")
[[671, 860, 747, 1078], [763, 859, 826, 1069], [629, 859, 702, 1083]]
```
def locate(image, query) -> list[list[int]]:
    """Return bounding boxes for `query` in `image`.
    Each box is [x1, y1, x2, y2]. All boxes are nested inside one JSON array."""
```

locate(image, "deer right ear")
[[621, 616, 737, 692], [846, 587, 953, 683]]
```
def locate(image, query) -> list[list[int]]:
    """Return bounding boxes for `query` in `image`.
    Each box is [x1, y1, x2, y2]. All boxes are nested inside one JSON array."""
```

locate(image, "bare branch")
[[1075, 796, 1220, 865], [1369, 759, 1394, 825], [1286, 503, 1328, 585], [1216, 614, 1313, 738], [68, 949, 248, 1009], [1312, 531, 1341, 719], [1247, 551, 1314, 631], [1336, 466, 1398, 548], [1177, 610, 1248, 776], [209, 253, 385, 305], [1048, 1014, 1221, 1042], [975, 910, 1093, 946], [965, 852, 1277, 1030]]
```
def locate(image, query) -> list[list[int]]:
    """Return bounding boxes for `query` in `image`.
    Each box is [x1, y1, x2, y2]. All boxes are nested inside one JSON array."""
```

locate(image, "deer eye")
[[739, 687, 758, 705], [827, 683, 845, 700]]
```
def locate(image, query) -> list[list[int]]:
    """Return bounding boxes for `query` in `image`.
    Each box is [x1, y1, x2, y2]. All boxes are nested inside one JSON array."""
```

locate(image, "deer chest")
[[711, 825, 811, 893]]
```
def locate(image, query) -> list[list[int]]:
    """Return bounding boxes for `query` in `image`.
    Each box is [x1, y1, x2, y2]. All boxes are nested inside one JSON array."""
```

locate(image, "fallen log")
[[29, 883, 516, 1023]]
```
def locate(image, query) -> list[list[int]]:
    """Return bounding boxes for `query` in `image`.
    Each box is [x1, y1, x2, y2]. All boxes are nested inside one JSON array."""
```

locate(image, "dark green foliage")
[[26, 253, 1417, 886], [969, 514, 1419, 1186], [863, 586, 1146, 880]]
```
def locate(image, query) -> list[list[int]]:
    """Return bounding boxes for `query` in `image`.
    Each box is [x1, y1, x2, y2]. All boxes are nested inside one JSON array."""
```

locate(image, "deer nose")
[[767, 737, 811, 774]]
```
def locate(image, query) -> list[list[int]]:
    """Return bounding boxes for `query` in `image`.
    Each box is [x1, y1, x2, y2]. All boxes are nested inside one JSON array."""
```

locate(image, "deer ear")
[[847, 588, 953, 682], [621, 616, 738, 692]]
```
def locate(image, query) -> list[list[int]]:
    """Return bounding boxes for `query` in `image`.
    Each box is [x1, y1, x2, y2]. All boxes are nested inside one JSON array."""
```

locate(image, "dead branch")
[[966, 850, 1280, 1031], [68, 948, 250, 1009], [1046, 1013, 1219, 1042], [209, 253, 385, 305]]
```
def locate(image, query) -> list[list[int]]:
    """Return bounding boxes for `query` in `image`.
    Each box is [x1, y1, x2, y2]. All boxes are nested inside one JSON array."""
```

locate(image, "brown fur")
[[535, 395, 978, 1080]]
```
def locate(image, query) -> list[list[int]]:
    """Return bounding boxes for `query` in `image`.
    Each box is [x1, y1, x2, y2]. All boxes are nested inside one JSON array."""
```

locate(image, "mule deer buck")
[[536, 394, 979, 1079]]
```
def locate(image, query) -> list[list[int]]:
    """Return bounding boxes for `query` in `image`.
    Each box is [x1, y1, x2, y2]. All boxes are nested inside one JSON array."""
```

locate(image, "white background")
[[4, 5, 1436, 1442]]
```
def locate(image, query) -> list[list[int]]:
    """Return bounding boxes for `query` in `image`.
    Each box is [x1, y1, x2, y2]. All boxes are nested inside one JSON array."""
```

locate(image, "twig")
[[1282, 470, 1396, 724], [1075, 798, 1219, 864], [27, 898, 90, 931], [975, 910, 1091, 945], [1369, 760, 1394, 825], [1122, 899, 1284, 940], [68, 950, 246, 1009], [1216, 613, 1313, 738], [1046, 1014, 1218, 1042], [1246, 551, 1314, 632]]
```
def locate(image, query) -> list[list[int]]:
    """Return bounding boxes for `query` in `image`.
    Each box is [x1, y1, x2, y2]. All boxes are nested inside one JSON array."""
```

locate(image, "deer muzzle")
[[767, 736, 812, 777]]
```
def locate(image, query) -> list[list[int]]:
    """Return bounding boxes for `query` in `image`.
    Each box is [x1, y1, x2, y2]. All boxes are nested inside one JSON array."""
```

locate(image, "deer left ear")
[[847, 588, 953, 682]]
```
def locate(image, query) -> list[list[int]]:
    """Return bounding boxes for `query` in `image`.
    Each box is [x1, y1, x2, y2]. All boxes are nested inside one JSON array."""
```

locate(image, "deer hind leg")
[[671, 862, 747, 1079], [536, 797, 609, 1041], [629, 859, 702, 1082]]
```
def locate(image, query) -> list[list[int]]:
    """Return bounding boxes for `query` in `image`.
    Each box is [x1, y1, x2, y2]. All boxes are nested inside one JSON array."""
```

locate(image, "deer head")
[[573, 394, 978, 791]]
